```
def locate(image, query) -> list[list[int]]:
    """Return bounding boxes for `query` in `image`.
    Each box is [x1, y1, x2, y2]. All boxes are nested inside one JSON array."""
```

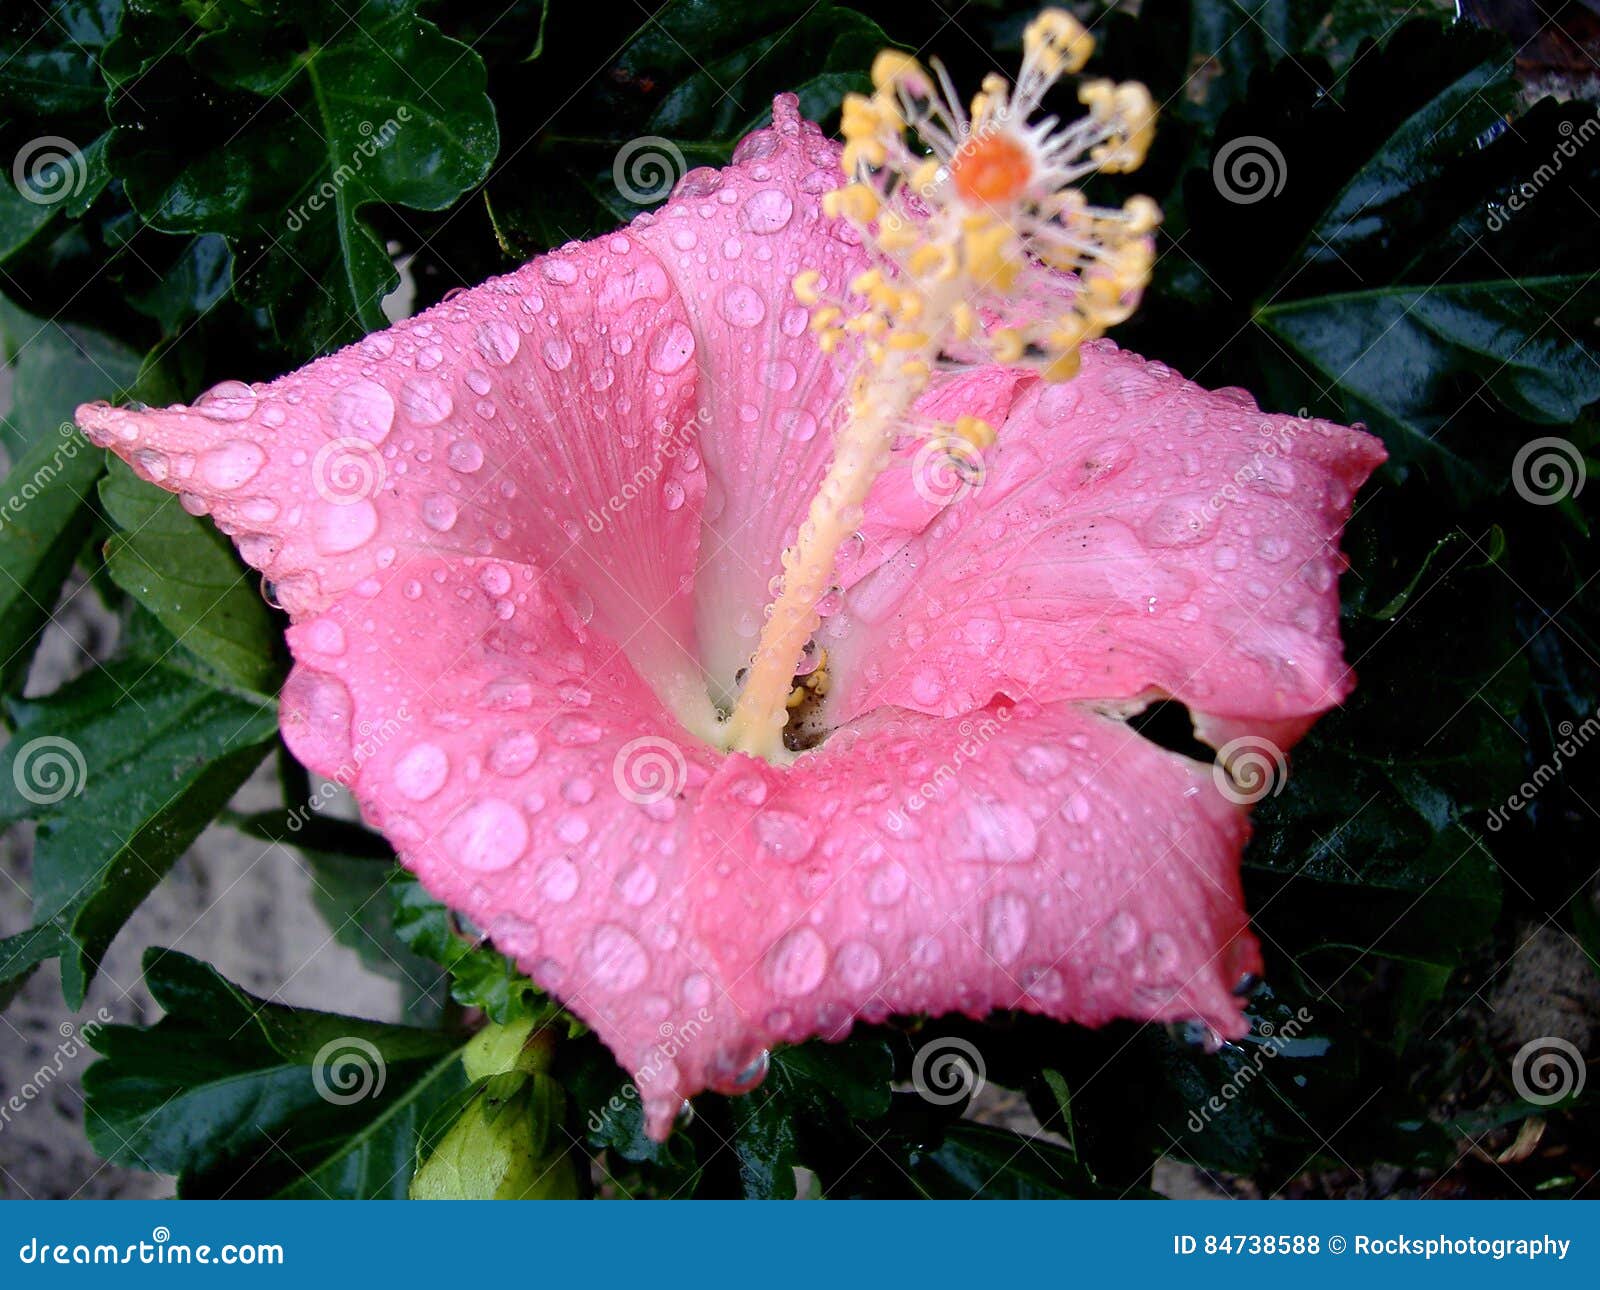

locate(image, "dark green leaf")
[[98, 456, 281, 694], [0, 661, 276, 1004], [83, 948, 463, 1196], [103, 0, 498, 350], [391, 873, 546, 1024]]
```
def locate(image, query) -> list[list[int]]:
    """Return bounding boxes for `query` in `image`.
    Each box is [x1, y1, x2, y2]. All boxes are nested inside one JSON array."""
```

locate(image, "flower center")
[[950, 133, 1033, 205], [718, 9, 1159, 763]]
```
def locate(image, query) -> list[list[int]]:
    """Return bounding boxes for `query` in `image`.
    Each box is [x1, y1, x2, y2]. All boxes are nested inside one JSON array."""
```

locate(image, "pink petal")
[[293, 554, 1258, 1141], [631, 95, 871, 701], [681, 697, 1259, 1139], [826, 343, 1387, 748], [79, 233, 711, 705], [279, 553, 742, 1133]]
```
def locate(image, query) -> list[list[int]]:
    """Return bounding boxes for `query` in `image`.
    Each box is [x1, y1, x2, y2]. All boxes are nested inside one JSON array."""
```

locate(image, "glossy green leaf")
[[83, 948, 464, 1197], [0, 661, 276, 1005], [98, 456, 281, 694], [391, 873, 547, 1024], [103, 0, 498, 350]]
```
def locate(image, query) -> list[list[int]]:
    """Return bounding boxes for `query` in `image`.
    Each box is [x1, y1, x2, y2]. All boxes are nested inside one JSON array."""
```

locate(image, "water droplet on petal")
[[764, 926, 828, 997], [398, 376, 453, 426], [866, 861, 909, 906], [983, 892, 1030, 966], [393, 743, 450, 801], [312, 499, 378, 554], [1105, 911, 1140, 954], [538, 856, 580, 902], [617, 861, 658, 906], [753, 809, 817, 862], [719, 283, 766, 327], [443, 798, 527, 871], [488, 730, 539, 776], [585, 924, 649, 991], [741, 188, 793, 234], [200, 441, 265, 491], [475, 319, 520, 366], [835, 940, 882, 991], [421, 494, 459, 532], [196, 380, 257, 422], [951, 800, 1038, 864], [331, 379, 396, 442], [447, 439, 484, 473], [541, 337, 573, 371], [648, 322, 696, 375]]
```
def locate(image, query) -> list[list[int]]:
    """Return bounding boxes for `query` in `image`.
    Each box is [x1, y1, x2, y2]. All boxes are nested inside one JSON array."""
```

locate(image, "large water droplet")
[[488, 730, 539, 776], [199, 441, 266, 491], [719, 283, 766, 327], [447, 439, 484, 473], [584, 924, 649, 991], [835, 939, 882, 991], [393, 742, 449, 801], [866, 860, 909, 906], [398, 376, 453, 426], [983, 892, 1030, 965], [312, 498, 378, 554], [741, 188, 793, 234], [475, 319, 520, 366], [764, 926, 829, 997], [331, 379, 396, 442], [420, 494, 459, 532], [951, 800, 1038, 864], [541, 337, 573, 371], [648, 321, 696, 375], [753, 809, 817, 862], [443, 798, 528, 871], [196, 380, 257, 422], [538, 856, 580, 902]]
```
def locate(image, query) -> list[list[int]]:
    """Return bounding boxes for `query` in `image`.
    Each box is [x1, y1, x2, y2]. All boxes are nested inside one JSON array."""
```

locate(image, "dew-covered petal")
[[78, 233, 708, 702], [629, 94, 872, 705], [279, 555, 752, 1135], [826, 342, 1387, 748], [671, 697, 1259, 1137]]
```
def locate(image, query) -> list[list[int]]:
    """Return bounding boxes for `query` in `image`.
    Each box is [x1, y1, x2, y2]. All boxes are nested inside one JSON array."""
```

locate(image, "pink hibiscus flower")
[[78, 16, 1383, 1139]]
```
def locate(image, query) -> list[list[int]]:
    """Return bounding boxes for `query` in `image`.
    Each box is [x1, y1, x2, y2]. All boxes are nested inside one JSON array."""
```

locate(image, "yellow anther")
[[962, 221, 1014, 286], [1123, 194, 1161, 235], [910, 159, 941, 192], [907, 242, 957, 281], [887, 329, 929, 351], [840, 94, 877, 137], [786, 685, 806, 709], [870, 49, 925, 92], [1044, 348, 1082, 382], [1078, 78, 1114, 118], [841, 137, 887, 174], [850, 268, 884, 297], [1025, 9, 1094, 74], [895, 289, 925, 323], [809, 306, 841, 332], [1050, 314, 1094, 352], [823, 182, 880, 223], [951, 302, 978, 339], [954, 415, 996, 451], [792, 270, 822, 305], [991, 328, 1025, 363]]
